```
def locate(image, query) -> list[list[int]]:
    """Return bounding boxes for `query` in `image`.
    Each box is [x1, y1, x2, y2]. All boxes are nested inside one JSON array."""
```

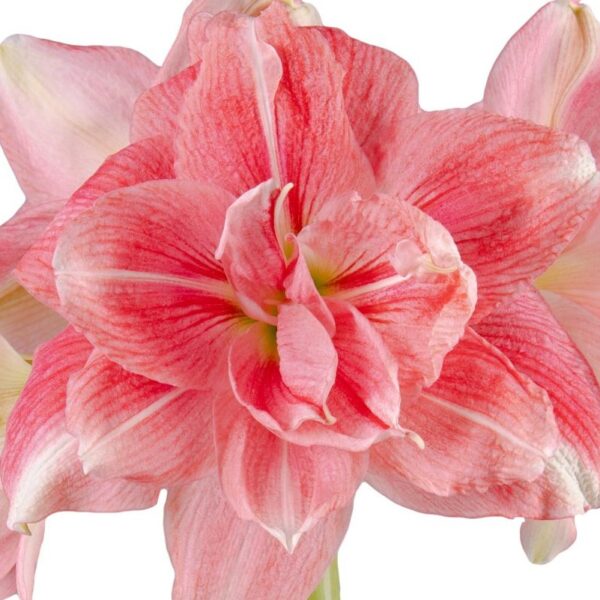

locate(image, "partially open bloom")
[[1, 0, 600, 597]]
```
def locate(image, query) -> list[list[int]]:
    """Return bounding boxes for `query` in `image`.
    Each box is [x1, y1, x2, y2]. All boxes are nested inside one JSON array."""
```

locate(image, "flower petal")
[[316, 26, 419, 175], [0, 329, 158, 529], [520, 518, 577, 565], [165, 474, 353, 600], [214, 392, 365, 549], [0, 35, 156, 203], [54, 179, 241, 389], [15, 521, 44, 600], [0, 279, 65, 356], [16, 136, 175, 310], [370, 328, 558, 496], [377, 109, 600, 320], [66, 353, 214, 486]]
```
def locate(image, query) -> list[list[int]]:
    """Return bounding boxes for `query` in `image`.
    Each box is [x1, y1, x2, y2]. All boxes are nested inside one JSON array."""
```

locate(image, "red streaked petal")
[[165, 475, 352, 600]]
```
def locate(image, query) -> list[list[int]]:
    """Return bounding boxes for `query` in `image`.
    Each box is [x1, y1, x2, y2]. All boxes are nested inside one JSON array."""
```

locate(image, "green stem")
[[308, 557, 340, 600]]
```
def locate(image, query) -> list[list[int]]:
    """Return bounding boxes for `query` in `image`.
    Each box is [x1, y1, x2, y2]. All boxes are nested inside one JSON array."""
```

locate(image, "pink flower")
[[370, 0, 600, 566], [2, 0, 600, 597]]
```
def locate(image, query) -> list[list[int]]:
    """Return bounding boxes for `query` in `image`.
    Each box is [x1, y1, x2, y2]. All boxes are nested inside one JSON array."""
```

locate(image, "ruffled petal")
[[54, 179, 241, 389], [370, 328, 558, 496], [377, 109, 600, 320], [0, 35, 156, 203], [165, 475, 352, 600], [16, 136, 175, 310], [67, 353, 214, 486], [214, 392, 365, 549], [520, 518, 577, 564], [0, 329, 158, 530]]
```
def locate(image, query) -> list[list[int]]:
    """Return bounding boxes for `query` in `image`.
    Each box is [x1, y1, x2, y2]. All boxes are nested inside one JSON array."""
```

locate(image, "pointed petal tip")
[[13, 522, 31, 536]]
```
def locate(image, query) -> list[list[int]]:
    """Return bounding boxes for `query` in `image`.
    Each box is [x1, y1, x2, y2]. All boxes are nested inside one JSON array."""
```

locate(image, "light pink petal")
[[131, 65, 198, 142], [54, 179, 242, 389], [316, 26, 419, 175], [377, 109, 600, 320], [175, 12, 283, 195], [0, 492, 19, 582], [165, 474, 352, 600], [370, 328, 557, 496], [483, 1, 600, 156], [0, 329, 158, 530], [0, 35, 156, 204], [214, 393, 365, 549], [0, 278, 65, 356], [67, 353, 214, 486], [0, 570, 14, 600], [16, 521, 44, 600], [16, 136, 175, 310], [520, 518, 577, 565], [299, 193, 476, 395]]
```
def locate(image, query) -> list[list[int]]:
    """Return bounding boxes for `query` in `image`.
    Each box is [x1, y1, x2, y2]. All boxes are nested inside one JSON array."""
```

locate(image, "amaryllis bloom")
[[1, 0, 600, 597]]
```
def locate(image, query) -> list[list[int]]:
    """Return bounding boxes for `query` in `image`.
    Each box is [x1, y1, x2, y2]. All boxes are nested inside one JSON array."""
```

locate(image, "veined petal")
[[0, 278, 65, 356], [0, 329, 158, 530], [370, 328, 558, 496], [520, 518, 577, 564], [15, 521, 44, 600], [214, 393, 366, 550], [165, 475, 352, 600], [67, 353, 214, 486], [54, 179, 241, 389], [0, 36, 157, 204], [16, 136, 175, 310], [377, 109, 600, 320]]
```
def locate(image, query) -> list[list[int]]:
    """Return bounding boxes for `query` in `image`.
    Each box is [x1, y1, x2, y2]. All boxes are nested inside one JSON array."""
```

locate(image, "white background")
[[2, 1, 600, 598]]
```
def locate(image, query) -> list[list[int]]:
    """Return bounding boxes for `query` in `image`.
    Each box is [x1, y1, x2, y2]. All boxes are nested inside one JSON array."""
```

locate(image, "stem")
[[308, 557, 340, 600]]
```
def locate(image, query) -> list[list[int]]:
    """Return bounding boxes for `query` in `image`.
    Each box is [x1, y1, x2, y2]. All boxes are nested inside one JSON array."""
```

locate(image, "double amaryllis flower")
[[1, 0, 600, 597]]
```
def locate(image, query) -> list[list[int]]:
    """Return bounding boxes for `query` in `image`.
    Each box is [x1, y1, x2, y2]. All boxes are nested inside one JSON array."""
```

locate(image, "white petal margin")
[[520, 517, 577, 564]]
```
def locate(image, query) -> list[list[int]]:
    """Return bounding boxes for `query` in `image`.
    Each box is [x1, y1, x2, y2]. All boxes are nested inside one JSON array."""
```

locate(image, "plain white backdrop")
[[2, 1, 600, 598]]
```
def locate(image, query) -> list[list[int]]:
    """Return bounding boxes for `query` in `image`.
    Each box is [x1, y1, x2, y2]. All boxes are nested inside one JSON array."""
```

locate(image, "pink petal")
[[483, 1, 600, 157], [316, 26, 419, 175], [377, 109, 600, 320], [0, 492, 19, 582], [66, 353, 214, 486], [165, 475, 353, 600], [0, 570, 15, 600], [370, 328, 558, 496], [0, 36, 156, 204], [214, 393, 366, 549], [0, 329, 158, 529], [54, 179, 241, 389], [175, 12, 283, 195], [299, 192, 476, 395], [16, 136, 175, 310], [520, 518, 577, 565], [15, 521, 44, 600], [0, 278, 65, 356], [131, 65, 198, 142]]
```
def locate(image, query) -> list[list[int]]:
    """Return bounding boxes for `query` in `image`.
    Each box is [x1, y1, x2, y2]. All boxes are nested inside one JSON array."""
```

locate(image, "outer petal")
[[520, 518, 577, 564], [0, 35, 157, 203], [315, 27, 419, 175], [214, 392, 366, 550], [54, 180, 241, 389], [15, 521, 44, 600], [483, 0, 600, 157], [0, 279, 65, 356], [67, 353, 214, 486], [16, 136, 175, 310], [370, 329, 558, 496], [0, 329, 158, 530], [165, 475, 352, 600], [377, 109, 600, 320]]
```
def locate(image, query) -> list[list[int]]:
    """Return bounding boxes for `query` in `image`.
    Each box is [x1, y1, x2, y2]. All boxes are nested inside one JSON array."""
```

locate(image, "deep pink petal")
[[0, 329, 158, 529], [377, 109, 600, 320], [370, 328, 558, 496], [66, 353, 214, 486], [54, 180, 242, 389], [214, 393, 365, 549], [165, 475, 352, 600], [316, 26, 419, 175], [0, 36, 156, 204], [16, 136, 175, 310]]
